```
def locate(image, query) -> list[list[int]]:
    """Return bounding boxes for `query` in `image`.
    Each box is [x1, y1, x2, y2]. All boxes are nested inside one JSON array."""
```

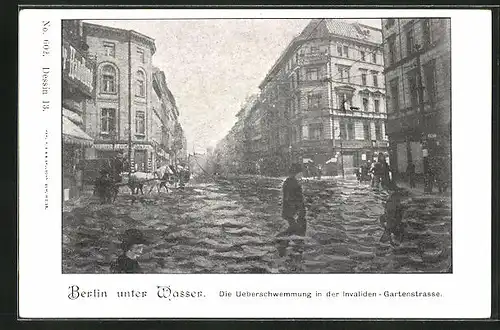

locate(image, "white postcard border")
[[18, 9, 491, 319]]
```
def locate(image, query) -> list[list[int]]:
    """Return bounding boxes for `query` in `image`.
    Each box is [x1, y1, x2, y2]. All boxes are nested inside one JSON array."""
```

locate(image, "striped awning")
[[62, 116, 93, 146]]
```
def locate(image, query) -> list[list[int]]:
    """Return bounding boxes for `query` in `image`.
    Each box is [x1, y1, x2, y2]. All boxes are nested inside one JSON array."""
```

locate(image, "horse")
[[121, 171, 159, 195]]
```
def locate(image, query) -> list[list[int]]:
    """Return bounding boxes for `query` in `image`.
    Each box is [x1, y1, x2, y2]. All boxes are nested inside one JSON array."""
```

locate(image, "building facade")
[[62, 20, 96, 201], [82, 22, 158, 172], [381, 18, 451, 185], [258, 19, 388, 177], [152, 67, 182, 168]]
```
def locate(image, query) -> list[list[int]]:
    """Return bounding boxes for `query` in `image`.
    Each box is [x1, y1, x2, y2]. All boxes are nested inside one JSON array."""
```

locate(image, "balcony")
[[298, 53, 330, 66]]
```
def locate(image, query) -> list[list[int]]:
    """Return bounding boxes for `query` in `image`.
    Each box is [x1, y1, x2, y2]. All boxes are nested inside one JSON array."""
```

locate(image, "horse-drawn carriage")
[[92, 159, 191, 204]]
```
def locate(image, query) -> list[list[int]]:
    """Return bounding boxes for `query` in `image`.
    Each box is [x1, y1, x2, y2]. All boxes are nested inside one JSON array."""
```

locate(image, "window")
[[347, 122, 354, 140], [363, 98, 369, 112], [388, 36, 396, 65], [390, 79, 399, 112], [307, 93, 322, 108], [339, 121, 347, 140], [374, 99, 380, 113], [101, 108, 116, 134], [310, 46, 319, 53], [360, 51, 366, 61], [375, 122, 382, 140], [337, 92, 353, 110], [406, 28, 415, 56], [103, 42, 115, 57], [137, 48, 145, 64], [306, 67, 319, 81], [363, 122, 370, 140], [136, 111, 145, 135], [408, 70, 419, 109], [136, 70, 145, 97], [372, 53, 377, 63], [385, 19, 395, 28], [337, 45, 343, 57], [309, 123, 323, 140], [101, 65, 117, 93], [372, 73, 379, 87], [422, 19, 432, 47], [361, 73, 367, 85], [424, 60, 437, 102], [338, 66, 350, 82], [343, 45, 349, 58]]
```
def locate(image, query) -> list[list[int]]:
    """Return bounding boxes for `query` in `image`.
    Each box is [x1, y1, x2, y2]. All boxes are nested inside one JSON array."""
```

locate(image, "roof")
[[83, 22, 156, 54], [260, 19, 382, 88], [323, 19, 382, 44]]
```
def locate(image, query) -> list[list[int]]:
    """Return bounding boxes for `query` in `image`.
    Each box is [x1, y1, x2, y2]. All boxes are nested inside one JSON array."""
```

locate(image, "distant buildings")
[[381, 18, 451, 186], [218, 19, 388, 177]]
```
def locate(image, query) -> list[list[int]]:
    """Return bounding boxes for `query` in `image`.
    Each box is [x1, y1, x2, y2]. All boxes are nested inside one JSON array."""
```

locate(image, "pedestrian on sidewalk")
[[406, 161, 416, 189], [111, 229, 149, 273], [278, 163, 306, 237]]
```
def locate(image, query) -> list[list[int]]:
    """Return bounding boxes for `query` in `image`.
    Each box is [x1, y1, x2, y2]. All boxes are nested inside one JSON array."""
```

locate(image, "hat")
[[120, 229, 148, 251], [288, 163, 303, 175]]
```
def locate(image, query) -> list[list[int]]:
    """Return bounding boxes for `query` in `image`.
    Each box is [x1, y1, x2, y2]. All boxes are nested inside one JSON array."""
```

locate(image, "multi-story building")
[[381, 18, 451, 185], [243, 98, 265, 174], [62, 20, 96, 201], [152, 67, 181, 168], [82, 22, 157, 172], [258, 19, 388, 177]]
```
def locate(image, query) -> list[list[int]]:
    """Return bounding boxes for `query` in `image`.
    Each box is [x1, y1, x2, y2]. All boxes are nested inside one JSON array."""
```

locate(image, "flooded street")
[[63, 176, 452, 274]]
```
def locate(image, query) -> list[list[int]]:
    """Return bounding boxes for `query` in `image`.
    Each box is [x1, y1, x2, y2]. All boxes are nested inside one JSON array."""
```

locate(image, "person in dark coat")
[[279, 163, 306, 237], [111, 229, 149, 273], [406, 161, 416, 188]]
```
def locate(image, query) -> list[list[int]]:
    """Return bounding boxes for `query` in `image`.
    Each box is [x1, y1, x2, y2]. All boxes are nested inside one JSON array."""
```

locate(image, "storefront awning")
[[63, 107, 84, 125], [63, 116, 93, 147]]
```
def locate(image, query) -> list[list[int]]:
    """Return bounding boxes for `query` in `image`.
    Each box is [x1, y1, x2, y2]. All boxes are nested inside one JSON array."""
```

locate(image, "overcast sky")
[[86, 19, 381, 154]]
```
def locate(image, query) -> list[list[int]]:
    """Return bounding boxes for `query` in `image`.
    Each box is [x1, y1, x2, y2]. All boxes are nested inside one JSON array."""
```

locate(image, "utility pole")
[[128, 30, 132, 179], [415, 43, 428, 191]]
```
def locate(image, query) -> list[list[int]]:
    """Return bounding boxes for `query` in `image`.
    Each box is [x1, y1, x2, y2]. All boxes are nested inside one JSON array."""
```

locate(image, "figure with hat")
[[95, 168, 114, 204], [111, 229, 149, 273], [278, 163, 307, 238]]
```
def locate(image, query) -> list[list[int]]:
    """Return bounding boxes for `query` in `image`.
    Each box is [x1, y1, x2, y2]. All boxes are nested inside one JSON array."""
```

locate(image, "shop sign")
[[94, 143, 153, 151], [361, 154, 366, 160], [62, 40, 95, 96]]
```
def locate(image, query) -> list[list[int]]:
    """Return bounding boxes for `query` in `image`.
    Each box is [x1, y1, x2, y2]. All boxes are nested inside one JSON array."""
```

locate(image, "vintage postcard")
[[18, 8, 491, 319]]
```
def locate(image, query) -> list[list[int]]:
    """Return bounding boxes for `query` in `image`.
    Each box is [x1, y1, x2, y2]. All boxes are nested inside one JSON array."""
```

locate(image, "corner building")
[[259, 19, 388, 176], [82, 22, 157, 172], [381, 18, 451, 183]]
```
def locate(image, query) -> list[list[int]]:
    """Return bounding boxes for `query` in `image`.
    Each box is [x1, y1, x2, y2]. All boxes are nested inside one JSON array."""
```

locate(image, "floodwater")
[[62, 176, 452, 274]]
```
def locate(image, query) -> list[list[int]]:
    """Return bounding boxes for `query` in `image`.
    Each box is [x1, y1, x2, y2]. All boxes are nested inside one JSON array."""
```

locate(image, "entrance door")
[[134, 150, 147, 172]]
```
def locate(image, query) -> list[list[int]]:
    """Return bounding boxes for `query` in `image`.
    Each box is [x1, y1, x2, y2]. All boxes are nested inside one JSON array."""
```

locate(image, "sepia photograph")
[[61, 17, 452, 274]]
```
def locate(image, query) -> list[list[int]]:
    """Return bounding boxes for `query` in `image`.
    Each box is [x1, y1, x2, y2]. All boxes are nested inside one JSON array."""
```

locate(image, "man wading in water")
[[279, 163, 306, 237]]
